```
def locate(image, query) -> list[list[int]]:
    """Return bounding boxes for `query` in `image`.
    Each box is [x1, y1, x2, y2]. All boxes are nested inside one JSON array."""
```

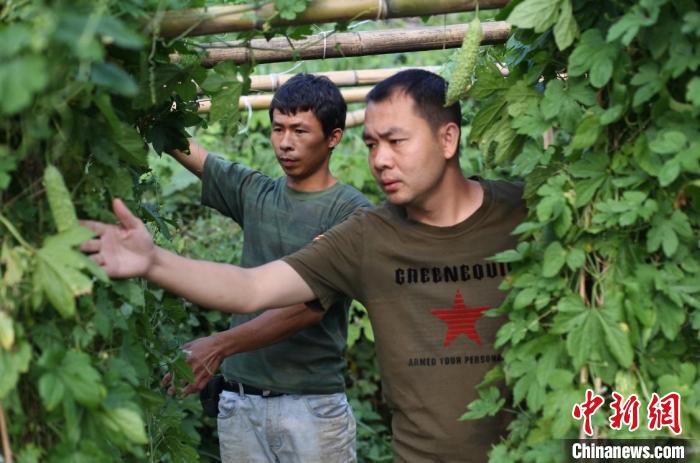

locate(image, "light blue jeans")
[[217, 390, 357, 463]]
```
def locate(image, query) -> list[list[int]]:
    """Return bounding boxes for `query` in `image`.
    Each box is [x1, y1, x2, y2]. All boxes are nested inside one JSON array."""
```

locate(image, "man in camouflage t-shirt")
[[84, 70, 526, 462]]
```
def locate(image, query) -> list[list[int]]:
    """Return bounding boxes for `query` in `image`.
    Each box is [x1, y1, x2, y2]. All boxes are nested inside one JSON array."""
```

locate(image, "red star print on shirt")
[[431, 289, 489, 346]]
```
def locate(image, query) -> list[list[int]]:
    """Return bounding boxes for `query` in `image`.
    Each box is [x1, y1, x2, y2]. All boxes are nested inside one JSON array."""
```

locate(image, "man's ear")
[[327, 128, 344, 149], [441, 122, 460, 160]]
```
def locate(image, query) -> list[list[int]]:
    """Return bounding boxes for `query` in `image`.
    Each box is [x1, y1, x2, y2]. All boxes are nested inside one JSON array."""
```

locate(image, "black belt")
[[222, 380, 286, 398]]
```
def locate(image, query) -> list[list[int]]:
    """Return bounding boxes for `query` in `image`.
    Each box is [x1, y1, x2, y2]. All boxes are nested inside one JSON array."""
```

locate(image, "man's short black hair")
[[366, 69, 461, 132], [269, 73, 346, 137]]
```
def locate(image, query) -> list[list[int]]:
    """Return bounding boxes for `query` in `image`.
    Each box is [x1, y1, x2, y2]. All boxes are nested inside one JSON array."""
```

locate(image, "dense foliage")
[[2, 0, 698, 462], [458, 0, 700, 460]]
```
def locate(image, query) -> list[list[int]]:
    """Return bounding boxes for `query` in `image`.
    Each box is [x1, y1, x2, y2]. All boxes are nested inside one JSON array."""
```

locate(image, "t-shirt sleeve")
[[282, 209, 366, 311], [200, 154, 270, 224]]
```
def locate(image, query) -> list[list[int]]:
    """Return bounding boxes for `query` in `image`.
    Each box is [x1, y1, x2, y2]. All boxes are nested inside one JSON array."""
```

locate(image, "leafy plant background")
[[1, 0, 699, 462]]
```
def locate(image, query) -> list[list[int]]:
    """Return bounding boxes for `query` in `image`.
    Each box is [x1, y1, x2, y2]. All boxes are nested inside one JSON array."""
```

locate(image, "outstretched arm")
[[169, 139, 209, 178], [80, 199, 316, 313]]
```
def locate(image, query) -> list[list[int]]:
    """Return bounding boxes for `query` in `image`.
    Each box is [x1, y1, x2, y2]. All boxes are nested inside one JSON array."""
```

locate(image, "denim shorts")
[[217, 390, 357, 462]]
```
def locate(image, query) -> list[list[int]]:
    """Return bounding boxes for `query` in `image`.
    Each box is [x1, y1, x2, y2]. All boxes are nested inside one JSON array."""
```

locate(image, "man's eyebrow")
[[363, 127, 407, 140], [273, 121, 309, 129]]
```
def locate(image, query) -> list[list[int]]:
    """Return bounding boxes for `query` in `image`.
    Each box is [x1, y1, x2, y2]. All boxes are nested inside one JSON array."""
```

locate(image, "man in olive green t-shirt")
[[165, 74, 369, 462], [83, 70, 526, 462]]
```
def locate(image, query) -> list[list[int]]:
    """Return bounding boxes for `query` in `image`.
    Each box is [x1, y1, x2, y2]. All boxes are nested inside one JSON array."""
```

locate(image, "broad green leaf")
[[469, 96, 507, 142], [599, 104, 624, 125], [113, 122, 148, 167], [506, 80, 541, 118], [569, 152, 608, 178], [647, 218, 678, 256], [514, 287, 538, 310], [274, 0, 311, 20], [566, 248, 586, 270], [655, 297, 685, 340], [568, 29, 617, 87], [687, 77, 700, 107], [60, 351, 105, 407], [566, 311, 599, 368], [607, 6, 657, 45], [91, 62, 138, 97], [38, 373, 65, 411], [542, 241, 567, 277], [35, 226, 107, 318], [0, 23, 33, 59], [630, 63, 664, 106], [507, 0, 561, 32], [553, 0, 578, 50], [209, 83, 243, 134], [470, 63, 508, 99], [460, 387, 505, 420], [0, 342, 31, 399], [571, 114, 601, 150], [649, 131, 687, 155], [0, 55, 48, 114], [541, 79, 584, 132], [597, 312, 633, 368], [658, 160, 681, 186], [97, 17, 144, 50], [102, 407, 149, 444], [548, 369, 575, 389], [0, 312, 14, 350]]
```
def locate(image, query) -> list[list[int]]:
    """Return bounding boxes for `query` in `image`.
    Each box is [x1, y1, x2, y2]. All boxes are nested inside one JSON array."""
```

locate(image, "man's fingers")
[[89, 253, 106, 267], [182, 384, 197, 396], [79, 220, 107, 236], [162, 373, 172, 386], [112, 198, 141, 229], [79, 239, 101, 253]]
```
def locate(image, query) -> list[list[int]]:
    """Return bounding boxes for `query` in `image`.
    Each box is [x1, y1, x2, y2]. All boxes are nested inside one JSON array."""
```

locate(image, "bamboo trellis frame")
[[249, 66, 439, 91], [158, 0, 509, 38], [195, 22, 511, 66], [197, 86, 374, 113]]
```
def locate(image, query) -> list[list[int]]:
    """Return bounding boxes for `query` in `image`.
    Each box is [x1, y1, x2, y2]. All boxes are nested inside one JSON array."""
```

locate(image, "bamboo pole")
[[197, 86, 374, 113], [345, 109, 365, 128], [197, 22, 511, 66], [249, 66, 439, 91], [159, 0, 510, 38]]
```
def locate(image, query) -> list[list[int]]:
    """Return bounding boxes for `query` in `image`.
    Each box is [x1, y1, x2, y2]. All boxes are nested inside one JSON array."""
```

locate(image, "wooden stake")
[[158, 0, 509, 38], [0, 404, 12, 463], [197, 86, 374, 112], [194, 22, 511, 66]]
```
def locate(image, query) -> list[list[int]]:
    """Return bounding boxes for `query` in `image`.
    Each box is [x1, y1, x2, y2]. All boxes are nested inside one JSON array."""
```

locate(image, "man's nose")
[[372, 144, 394, 170], [279, 131, 294, 150]]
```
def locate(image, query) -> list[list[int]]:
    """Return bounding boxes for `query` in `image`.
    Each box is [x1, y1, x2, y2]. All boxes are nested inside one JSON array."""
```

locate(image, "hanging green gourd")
[[445, 13, 482, 106]]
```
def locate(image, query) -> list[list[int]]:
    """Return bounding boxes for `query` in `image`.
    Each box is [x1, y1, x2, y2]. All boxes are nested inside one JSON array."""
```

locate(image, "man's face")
[[363, 93, 449, 207], [270, 109, 333, 182]]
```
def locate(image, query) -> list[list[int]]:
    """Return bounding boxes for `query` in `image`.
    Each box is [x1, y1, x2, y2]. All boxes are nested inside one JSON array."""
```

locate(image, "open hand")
[[80, 199, 155, 278]]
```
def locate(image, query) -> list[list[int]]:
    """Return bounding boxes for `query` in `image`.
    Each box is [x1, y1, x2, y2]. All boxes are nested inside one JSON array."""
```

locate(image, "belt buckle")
[[262, 389, 272, 397]]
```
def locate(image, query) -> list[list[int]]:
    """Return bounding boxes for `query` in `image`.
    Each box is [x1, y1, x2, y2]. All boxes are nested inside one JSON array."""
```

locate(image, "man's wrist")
[[144, 246, 167, 281], [212, 329, 240, 358]]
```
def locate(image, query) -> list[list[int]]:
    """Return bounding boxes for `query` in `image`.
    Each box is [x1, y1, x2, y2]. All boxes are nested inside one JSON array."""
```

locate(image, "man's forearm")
[[146, 247, 316, 314], [170, 139, 208, 177], [213, 304, 324, 357]]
